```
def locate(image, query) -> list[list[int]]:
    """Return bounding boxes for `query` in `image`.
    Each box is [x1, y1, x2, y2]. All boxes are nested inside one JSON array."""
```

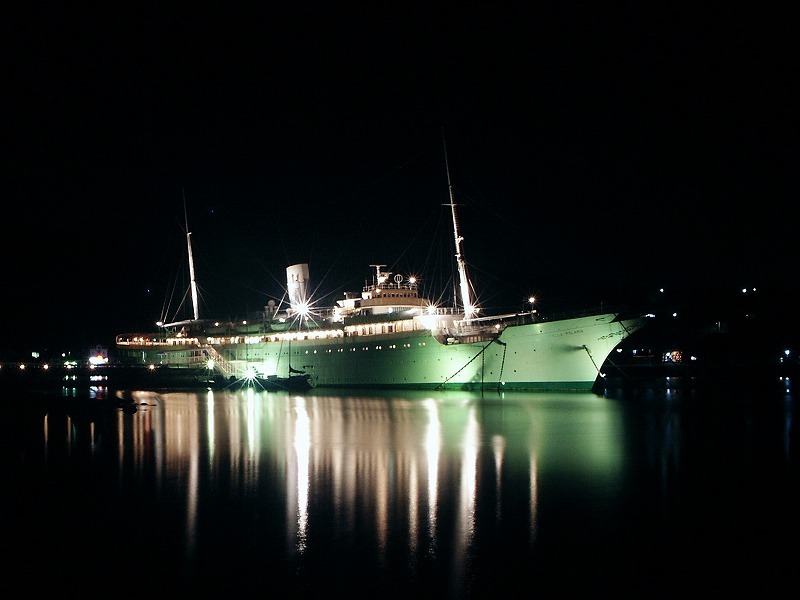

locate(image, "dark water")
[[3, 379, 798, 598]]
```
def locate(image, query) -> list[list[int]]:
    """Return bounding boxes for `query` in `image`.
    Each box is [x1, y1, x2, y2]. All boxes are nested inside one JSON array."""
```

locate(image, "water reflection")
[[10, 385, 798, 596], [30, 391, 622, 588]]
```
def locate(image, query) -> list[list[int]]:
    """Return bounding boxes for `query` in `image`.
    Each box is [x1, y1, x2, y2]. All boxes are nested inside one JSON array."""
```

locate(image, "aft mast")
[[184, 192, 200, 322], [443, 133, 476, 320]]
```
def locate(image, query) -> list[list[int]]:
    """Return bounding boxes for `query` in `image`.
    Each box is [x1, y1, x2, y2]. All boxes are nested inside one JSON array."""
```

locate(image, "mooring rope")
[[601, 352, 632, 380], [586, 343, 635, 381], [437, 338, 500, 390], [583, 345, 601, 373], [495, 340, 507, 393]]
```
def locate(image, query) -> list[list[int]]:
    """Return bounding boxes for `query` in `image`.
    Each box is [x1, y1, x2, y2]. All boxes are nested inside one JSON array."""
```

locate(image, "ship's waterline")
[[117, 310, 645, 391]]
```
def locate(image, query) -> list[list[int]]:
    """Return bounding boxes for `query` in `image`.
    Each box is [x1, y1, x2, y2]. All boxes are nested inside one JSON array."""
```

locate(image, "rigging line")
[[168, 286, 192, 324], [436, 338, 501, 390], [159, 223, 189, 324]]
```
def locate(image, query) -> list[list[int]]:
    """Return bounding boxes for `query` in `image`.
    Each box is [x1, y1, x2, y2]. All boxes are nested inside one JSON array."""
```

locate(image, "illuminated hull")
[[117, 313, 645, 391]]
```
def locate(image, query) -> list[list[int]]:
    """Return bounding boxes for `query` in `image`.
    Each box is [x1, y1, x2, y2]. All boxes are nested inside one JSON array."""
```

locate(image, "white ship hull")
[[118, 312, 644, 391]]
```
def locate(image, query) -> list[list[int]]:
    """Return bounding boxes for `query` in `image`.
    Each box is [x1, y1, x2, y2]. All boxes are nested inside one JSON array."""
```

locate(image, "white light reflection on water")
[[31, 389, 643, 594], [205, 390, 214, 463], [292, 396, 310, 553], [453, 401, 479, 596], [13, 381, 800, 596], [530, 449, 539, 544], [492, 435, 505, 521], [185, 397, 200, 571], [424, 398, 440, 557], [245, 388, 258, 459]]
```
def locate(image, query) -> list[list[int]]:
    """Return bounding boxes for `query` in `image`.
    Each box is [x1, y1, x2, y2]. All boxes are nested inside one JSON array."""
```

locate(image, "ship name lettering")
[[598, 331, 623, 340]]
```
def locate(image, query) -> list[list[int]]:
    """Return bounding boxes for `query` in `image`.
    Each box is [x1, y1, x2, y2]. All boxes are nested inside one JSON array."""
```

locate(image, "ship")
[[115, 148, 646, 392]]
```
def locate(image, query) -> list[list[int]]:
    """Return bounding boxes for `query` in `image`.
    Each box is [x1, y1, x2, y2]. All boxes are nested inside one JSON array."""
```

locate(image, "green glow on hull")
[[118, 314, 645, 392]]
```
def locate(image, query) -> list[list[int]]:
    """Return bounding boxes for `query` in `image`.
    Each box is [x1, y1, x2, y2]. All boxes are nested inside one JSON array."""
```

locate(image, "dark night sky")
[[2, 3, 797, 357]]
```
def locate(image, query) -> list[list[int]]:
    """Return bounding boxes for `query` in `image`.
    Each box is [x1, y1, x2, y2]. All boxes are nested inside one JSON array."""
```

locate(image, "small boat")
[[229, 372, 317, 392]]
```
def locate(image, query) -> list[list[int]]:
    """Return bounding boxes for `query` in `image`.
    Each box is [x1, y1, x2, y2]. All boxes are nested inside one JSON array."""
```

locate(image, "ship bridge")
[[335, 265, 429, 318]]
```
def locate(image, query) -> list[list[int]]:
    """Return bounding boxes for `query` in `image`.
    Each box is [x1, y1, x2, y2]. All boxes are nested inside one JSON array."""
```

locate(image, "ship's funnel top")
[[286, 263, 310, 314]]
